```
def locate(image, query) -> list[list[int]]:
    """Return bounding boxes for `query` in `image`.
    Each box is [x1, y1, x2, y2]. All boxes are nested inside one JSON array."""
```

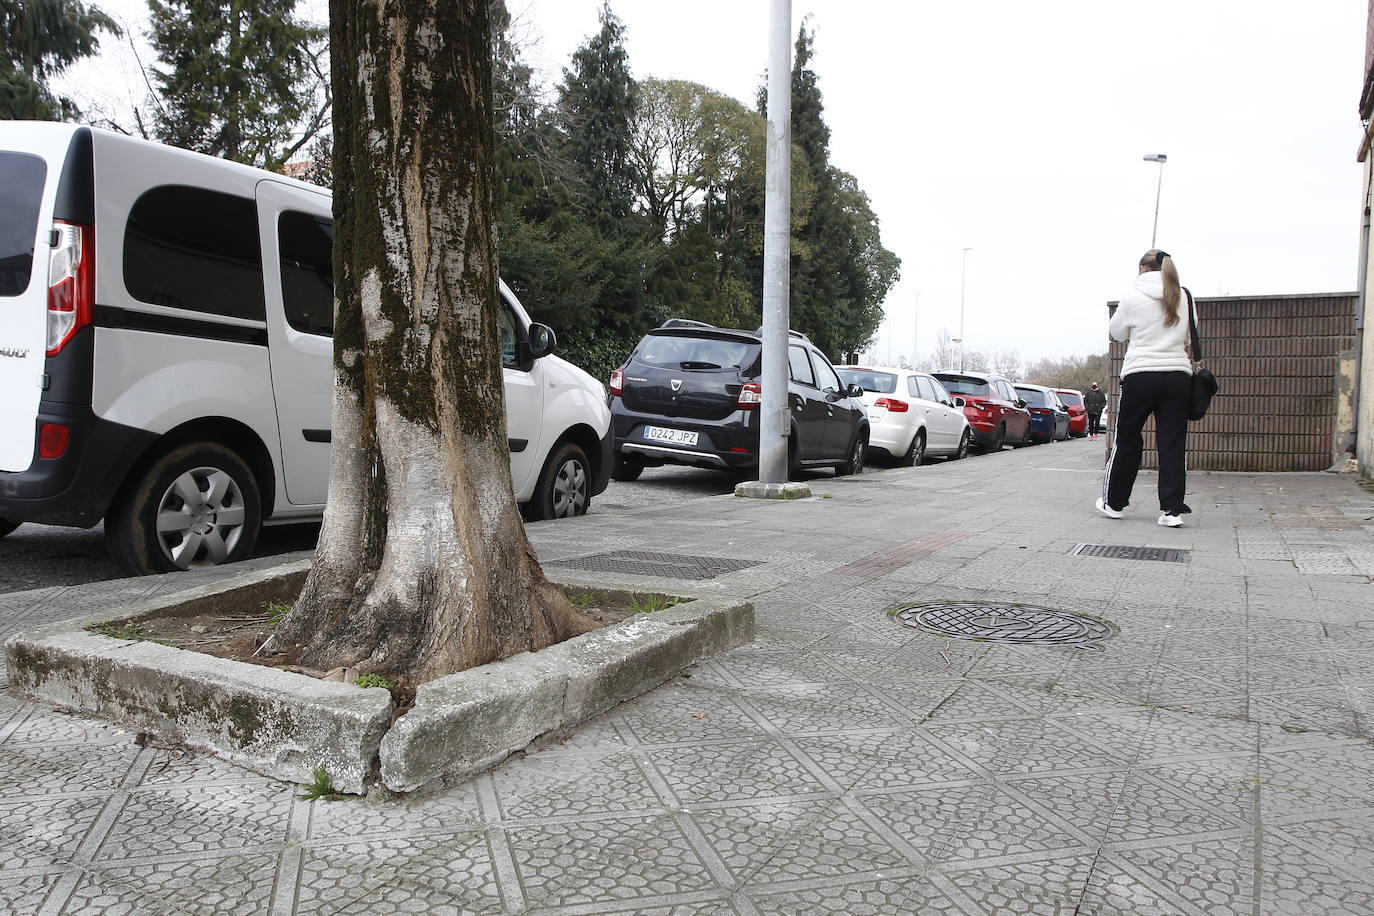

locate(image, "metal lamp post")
[[1143, 153, 1167, 247], [958, 247, 972, 372], [756, 0, 792, 485]]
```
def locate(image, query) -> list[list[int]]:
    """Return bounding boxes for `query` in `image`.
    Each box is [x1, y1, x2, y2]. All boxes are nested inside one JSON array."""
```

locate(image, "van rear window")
[[0, 152, 47, 298], [124, 185, 265, 321]]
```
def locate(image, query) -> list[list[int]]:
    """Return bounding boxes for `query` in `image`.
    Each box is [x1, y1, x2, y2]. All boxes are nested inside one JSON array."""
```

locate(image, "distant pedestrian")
[[1097, 249, 1194, 528], [1083, 383, 1106, 439]]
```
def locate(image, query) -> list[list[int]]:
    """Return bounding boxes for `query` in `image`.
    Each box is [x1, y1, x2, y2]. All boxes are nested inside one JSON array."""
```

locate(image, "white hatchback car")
[[835, 366, 972, 465]]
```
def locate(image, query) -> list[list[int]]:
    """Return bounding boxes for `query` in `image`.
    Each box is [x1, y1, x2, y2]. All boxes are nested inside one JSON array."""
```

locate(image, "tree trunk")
[[275, 0, 595, 686]]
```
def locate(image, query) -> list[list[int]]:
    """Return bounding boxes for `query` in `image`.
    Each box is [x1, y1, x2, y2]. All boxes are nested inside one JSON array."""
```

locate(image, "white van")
[[0, 122, 611, 575]]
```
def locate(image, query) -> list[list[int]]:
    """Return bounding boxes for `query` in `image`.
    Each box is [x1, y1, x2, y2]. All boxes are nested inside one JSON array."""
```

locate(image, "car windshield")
[[636, 334, 753, 369], [838, 369, 896, 394], [1058, 391, 1083, 407], [935, 375, 990, 397], [1016, 388, 1049, 407]]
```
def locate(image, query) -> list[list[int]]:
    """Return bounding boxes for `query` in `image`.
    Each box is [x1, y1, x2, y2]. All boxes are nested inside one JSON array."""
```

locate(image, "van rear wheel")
[[107, 443, 262, 575]]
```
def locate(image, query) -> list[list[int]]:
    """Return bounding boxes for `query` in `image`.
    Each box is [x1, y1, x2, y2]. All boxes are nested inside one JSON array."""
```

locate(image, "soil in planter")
[[89, 586, 682, 708]]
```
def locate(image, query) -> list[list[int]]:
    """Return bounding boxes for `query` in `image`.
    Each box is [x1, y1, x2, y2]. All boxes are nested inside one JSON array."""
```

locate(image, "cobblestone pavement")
[[4, 438, 1374, 915]]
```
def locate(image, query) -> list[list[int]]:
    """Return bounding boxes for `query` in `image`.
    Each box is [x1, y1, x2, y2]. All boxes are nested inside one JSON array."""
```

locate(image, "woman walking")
[[1096, 249, 1194, 528]]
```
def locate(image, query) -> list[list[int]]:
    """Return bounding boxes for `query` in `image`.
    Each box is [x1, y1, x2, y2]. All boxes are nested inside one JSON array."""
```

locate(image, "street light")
[[912, 292, 920, 367], [958, 247, 972, 372], [1143, 153, 1167, 248]]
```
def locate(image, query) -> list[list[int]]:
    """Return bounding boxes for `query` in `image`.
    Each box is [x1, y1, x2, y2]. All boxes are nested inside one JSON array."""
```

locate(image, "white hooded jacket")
[[1109, 271, 1193, 378]]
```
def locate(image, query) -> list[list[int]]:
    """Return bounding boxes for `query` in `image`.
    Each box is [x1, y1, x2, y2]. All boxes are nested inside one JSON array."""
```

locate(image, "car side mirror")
[[1015, 399, 1027, 409], [527, 323, 557, 360], [952, 397, 965, 408], [847, 383, 864, 398]]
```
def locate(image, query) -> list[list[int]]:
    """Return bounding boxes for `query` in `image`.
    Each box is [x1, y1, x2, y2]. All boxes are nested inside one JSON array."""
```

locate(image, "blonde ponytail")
[[1140, 249, 1182, 327]]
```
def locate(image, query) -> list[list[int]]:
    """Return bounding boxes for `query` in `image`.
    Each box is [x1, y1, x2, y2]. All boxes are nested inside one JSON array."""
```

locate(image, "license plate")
[[643, 425, 699, 446]]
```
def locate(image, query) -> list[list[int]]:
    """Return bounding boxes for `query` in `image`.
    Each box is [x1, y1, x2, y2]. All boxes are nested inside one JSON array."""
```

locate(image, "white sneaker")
[[1095, 498, 1123, 519], [1158, 513, 1183, 528]]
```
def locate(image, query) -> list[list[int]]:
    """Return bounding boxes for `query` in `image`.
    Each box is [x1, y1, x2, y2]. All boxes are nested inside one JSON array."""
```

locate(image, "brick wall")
[[1106, 293, 1357, 472]]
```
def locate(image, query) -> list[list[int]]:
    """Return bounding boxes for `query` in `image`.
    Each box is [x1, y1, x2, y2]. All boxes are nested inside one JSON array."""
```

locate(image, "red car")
[[933, 370, 1031, 451], [1055, 388, 1088, 438]]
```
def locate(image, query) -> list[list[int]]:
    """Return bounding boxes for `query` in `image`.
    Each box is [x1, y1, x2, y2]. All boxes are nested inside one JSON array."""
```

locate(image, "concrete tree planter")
[[5, 560, 753, 795]]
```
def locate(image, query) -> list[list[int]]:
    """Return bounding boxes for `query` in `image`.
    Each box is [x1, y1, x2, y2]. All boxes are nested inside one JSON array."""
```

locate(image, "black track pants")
[[1102, 370, 1191, 514], [1087, 411, 1102, 436]]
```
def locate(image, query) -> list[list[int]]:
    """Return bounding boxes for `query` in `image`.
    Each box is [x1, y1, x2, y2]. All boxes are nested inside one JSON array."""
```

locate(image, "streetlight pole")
[[1143, 153, 1167, 248], [958, 247, 971, 372], [756, 0, 792, 485], [912, 292, 920, 368]]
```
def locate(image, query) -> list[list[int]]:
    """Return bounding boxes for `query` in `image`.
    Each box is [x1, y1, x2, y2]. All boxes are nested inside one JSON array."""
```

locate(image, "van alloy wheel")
[[155, 467, 249, 569], [107, 442, 262, 576]]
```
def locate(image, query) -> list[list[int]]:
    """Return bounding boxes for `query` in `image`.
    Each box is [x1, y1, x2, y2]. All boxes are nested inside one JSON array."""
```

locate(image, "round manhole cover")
[[893, 602, 1117, 650]]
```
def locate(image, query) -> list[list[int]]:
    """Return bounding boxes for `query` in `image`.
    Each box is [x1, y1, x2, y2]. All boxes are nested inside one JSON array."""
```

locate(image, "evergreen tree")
[[148, 0, 327, 169], [556, 1, 639, 221], [0, 0, 118, 120]]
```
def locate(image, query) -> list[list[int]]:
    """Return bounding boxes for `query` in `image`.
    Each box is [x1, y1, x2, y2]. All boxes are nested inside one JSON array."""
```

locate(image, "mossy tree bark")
[[275, 0, 596, 685]]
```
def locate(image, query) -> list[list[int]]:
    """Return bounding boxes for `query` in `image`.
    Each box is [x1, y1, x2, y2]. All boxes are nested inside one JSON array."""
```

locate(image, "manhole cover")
[[1071, 544, 1187, 563], [550, 550, 762, 580], [893, 602, 1117, 650]]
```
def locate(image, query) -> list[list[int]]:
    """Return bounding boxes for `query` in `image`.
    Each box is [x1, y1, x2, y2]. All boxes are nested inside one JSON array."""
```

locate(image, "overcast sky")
[[59, 0, 1366, 366]]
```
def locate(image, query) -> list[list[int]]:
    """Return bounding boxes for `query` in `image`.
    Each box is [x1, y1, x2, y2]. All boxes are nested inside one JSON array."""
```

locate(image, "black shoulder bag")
[[1185, 288, 1218, 421]]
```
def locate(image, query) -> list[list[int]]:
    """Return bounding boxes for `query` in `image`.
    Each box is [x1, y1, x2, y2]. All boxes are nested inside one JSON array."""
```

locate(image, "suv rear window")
[[1016, 388, 1049, 407], [124, 185, 265, 321], [0, 152, 47, 297], [839, 369, 896, 394], [636, 334, 753, 369], [936, 374, 990, 397], [1058, 391, 1082, 407]]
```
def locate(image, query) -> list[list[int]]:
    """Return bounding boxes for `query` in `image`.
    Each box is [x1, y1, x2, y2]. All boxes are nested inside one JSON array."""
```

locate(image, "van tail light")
[[737, 381, 762, 409], [609, 369, 624, 397], [47, 221, 95, 357], [39, 424, 70, 459], [874, 397, 909, 412]]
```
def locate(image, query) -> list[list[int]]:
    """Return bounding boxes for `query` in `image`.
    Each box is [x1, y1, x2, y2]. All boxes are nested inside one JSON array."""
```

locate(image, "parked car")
[[931, 369, 1031, 451], [1015, 384, 1071, 443], [0, 122, 611, 575], [1054, 388, 1088, 437], [608, 321, 869, 480], [835, 366, 972, 465]]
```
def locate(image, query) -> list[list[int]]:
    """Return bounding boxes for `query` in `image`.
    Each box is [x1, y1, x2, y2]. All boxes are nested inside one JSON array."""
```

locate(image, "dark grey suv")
[[608, 321, 869, 481]]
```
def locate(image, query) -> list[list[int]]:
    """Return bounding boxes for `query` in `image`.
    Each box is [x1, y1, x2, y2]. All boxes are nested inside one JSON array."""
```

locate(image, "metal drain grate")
[[894, 602, 1117, 650], [1071, 544, 1187, 563], [550, 549, 762, 580]]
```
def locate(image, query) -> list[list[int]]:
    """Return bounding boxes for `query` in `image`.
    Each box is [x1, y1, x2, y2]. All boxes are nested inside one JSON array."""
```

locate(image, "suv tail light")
[[737, 381, 762, 409], [47, 221, 94, 357], [609, 368, 624, 397], [874, 397, 909, 412]]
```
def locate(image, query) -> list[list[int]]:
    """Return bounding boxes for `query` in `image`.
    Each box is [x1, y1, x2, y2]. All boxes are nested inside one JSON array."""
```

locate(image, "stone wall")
[[1107, 292, 1357, 472]]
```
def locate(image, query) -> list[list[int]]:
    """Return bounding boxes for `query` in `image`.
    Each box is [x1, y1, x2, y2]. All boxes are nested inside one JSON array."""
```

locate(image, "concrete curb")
[[379, 591, 754, 792], [4, 559, 391, 795], [4, 563, 753, 795]]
